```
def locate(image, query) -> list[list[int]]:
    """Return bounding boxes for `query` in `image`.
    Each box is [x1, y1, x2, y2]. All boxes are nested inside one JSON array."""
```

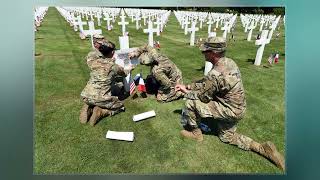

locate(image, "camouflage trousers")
[[182, 99, 252, 151], [157, 76, 183, 103], [81, 95, 124, 114], [157, 87, 184, 102]]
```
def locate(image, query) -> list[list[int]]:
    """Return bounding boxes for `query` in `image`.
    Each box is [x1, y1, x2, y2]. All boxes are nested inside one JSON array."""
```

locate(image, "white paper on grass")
[[106, 130, 134, 141], [133, 110, 156, 122]]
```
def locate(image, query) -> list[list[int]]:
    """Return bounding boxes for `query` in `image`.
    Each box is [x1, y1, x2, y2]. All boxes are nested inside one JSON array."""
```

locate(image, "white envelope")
[[106, 130, 134, 142]]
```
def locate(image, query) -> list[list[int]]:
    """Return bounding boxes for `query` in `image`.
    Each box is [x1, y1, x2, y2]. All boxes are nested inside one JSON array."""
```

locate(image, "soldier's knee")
[[185, 99, 195, 109], [218, 131, 234, 144]]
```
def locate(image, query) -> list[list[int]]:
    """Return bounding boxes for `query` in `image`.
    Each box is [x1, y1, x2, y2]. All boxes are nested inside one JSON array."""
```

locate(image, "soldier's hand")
[[128, 51, 138, 59], [175, 84, 189, 93], [126, 64, 136, 71]]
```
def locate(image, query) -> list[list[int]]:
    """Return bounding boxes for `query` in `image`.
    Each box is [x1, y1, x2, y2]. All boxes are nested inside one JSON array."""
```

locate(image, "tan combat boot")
[[180, 128, 203, 142], [251, 141, 285, 171], [79, 104, 93, 124], [88, 106, 111, 126]]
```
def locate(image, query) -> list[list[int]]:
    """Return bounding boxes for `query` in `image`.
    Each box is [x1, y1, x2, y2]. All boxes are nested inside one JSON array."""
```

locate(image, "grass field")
[[35, 7, 285, 174]]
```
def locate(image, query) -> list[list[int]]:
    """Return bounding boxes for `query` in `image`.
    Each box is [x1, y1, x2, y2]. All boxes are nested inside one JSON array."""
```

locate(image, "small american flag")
[[129, 76, 136, 95], [267, 54, 274, 64]]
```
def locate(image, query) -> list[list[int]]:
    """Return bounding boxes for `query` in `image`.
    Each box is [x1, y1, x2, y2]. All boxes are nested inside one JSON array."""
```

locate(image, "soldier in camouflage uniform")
[[175, 37, 285, 171], [129, 45, 183, 102], [85, 34, 106, 70], [79, 39, 134, 126]]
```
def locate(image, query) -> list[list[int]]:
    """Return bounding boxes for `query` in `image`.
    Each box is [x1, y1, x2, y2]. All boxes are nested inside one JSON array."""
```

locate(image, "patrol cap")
[[100, 40, 116, 50], [93, 34, 105, 44], [199, 37, 227, 52], [139, 52, 153, 65]]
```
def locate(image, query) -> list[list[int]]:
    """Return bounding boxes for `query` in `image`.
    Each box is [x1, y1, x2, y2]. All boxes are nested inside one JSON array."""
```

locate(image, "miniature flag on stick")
[[129, 75, 136, 95], [274, 53, 279, 63], [137, 76, 146, 92], [133, 73, 141, 82], [154, 41, 160, 48], [267, 54, 274, 64]]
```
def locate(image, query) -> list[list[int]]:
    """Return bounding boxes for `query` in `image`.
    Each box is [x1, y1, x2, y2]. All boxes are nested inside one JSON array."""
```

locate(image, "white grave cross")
[[207, 18, 214, 34], [254, 30, 270, 66], [143, 20, 158, 46], [184, 19, 190, 35], [103, 13, 112, 30], [96, 13, 102, 26], [247, 21, 255, 41], [77, 16, 87, 34], [188, 21, 199, 46], [135, 14, 141, 30], [221, 23, 229, 39], [118, 11, 129, 36], [84, 21, 102, 49], [155, 17, 162, 36]]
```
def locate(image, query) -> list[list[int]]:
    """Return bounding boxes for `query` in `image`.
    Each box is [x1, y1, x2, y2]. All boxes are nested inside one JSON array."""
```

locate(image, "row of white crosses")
[[252, 15, 282, 65], [56, 7, 103, 49], [174, 11, 236, 48], [34, 7, 49, 30], [240, 14, 281, 42], [239, 13, 283, 66], [174, 10, 237, 75], [67, 7, 120, 31], [142, 10, 171, 46]]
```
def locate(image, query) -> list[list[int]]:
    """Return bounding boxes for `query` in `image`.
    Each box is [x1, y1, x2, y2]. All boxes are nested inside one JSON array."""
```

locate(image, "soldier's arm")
[[187, 77, 207, 91], [197, 70, 226, 103], [131, 44, 149, 57], [112, 63, 131, 76], [183, 77, 208, 100], [185, 70, 225, 102], [152, 67, 172, 88]]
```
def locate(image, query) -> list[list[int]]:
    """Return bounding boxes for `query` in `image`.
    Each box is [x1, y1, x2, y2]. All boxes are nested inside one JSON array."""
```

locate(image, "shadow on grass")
[[172, 110, 220, 136], [173, 109, 182, 114], [200, 118, 219, 136], [247, 58, 255, 64], [35, 37, 45, 40], [196, 66, 205, 72]]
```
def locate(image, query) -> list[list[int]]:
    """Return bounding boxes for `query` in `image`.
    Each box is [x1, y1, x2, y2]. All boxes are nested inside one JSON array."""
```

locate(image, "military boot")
[[250, 141, 285, 171], [180, 128, 203, 142], [88, 106, 111, 126], [79, 104, 93, 124]]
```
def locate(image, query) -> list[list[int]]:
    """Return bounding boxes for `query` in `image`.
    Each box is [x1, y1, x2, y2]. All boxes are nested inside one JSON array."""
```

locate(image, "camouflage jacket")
[[136, 45, 182, 88], [185, 57, 246, 116], [86, 49, 105, 70], [81, 57, 129, 99]]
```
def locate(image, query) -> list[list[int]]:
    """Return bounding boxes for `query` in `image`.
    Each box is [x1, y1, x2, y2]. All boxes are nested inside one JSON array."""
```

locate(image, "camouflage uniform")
[[81, 38, 129, 114], [81, 58, 129, 113], [86, 49, 105, 70], [134, 45, 183, 102], [85, 34, 106, 70], [182, 37, 253, 151], [180, 37, 285, 170]]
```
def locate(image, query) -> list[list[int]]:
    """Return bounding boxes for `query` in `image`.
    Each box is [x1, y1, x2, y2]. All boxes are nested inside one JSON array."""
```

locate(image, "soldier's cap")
[[139, 52, 153, 65], [100, 40, 117, 50], [93, 34, 104, 39], [93, 34, 105, 44], [199, 37, 227, 52]]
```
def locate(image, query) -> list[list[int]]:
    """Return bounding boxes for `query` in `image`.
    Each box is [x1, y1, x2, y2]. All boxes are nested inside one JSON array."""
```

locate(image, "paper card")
[[106, 130, 134, 142], [114, 48, 139, 68], [133, 110, 156, 122]]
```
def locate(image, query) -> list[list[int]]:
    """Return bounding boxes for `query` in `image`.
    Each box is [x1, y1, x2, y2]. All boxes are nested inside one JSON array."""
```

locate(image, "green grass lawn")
[[35, 7, 285, 174]]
